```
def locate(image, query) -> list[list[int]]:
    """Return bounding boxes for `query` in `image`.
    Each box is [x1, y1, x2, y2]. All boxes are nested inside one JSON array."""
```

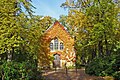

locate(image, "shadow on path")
[[43, 69, 105, 80]]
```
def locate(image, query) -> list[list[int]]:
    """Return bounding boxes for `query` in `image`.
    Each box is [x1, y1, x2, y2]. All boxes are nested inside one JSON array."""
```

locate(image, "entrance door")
[[53, 54, 60, 68]]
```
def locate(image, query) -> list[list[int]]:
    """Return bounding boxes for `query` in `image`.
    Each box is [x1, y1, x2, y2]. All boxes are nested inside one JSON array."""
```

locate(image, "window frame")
[[54, 38, 58, 50], [50, 42, 53, 50], [60, 42, 64, 50]]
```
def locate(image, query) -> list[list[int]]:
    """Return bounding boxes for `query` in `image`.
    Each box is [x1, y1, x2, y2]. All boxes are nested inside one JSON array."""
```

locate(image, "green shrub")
[[68, 65, 75, 69], [0, 65, 2, 80], [85, 54, 120, 79], [0, 59, 5, 80], [85, 57, 105, 76], [1, 61, 42, 80], [113, 71, 120, 80]]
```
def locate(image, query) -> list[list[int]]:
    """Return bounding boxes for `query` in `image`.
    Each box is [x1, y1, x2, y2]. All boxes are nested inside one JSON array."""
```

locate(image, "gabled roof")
[[45, 21, 66, 33], [43, 21, 74, 44]]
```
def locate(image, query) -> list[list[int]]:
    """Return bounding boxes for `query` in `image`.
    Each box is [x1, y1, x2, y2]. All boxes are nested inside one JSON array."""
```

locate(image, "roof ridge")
[[44, 21, 74, 40]]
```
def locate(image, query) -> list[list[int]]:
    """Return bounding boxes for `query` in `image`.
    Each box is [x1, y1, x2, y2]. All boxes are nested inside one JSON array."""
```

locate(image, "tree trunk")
[[92, 45, 97, 59], [7, 50, 12, 62], [104, 32, 110, 55], [98, 41, 103, 57], [7, 48, 14, 61], [65, 62, 68, 75]]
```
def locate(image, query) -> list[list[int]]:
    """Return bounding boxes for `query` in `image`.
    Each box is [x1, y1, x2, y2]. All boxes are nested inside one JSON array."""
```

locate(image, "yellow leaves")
[[40, 21, 75, 63], [66, 9, 89, 42], [67, 10, 87, 29], [39, 16, 52, 30]]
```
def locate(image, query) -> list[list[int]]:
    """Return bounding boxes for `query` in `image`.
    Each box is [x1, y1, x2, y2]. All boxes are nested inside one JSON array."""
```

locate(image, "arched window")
[[54, 38, 58, 50], [60, 42, 64, 50], [50, 42, 53, 50]]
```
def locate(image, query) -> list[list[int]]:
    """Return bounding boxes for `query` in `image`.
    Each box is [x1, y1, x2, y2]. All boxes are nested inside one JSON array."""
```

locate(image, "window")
[[50, 42, 53, 50], [54, 38, 58, 50], [50, 38, 64, 51], [60, 43, 64, 50]]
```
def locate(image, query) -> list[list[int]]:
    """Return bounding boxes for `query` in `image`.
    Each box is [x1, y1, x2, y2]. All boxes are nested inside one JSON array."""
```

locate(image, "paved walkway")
[[42, 68, 113, 80]]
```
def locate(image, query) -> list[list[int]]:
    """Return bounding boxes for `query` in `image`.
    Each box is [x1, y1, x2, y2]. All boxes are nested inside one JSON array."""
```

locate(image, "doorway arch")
[[53, 53, 60, 68]]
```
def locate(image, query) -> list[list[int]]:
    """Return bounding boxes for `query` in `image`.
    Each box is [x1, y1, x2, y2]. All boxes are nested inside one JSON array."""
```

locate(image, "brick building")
[[38, 21, 76, 68]]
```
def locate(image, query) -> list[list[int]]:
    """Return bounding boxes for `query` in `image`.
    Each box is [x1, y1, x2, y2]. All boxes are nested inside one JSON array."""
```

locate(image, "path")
[[42, 68, 113, 80]]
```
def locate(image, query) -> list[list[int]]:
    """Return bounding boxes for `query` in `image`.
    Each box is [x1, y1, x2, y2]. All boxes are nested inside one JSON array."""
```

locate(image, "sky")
[[32, 0, 68, 19]]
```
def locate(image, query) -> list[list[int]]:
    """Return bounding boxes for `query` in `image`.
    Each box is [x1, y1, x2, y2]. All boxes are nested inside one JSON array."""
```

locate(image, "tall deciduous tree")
[[61, 0, 120, 64], [0, 0, 34, 61]]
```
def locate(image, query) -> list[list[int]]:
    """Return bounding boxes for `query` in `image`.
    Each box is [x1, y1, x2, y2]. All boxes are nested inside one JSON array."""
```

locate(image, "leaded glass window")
[[50, 42, 53, 50], [60, 42, 64, 50], [54, 38, 58, 50]]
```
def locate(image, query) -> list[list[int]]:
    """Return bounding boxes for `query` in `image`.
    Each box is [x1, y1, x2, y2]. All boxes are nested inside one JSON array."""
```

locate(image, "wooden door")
[[53, 54, 60, 68]]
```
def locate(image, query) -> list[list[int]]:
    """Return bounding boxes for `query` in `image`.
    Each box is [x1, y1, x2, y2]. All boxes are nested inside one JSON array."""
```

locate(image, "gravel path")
[[42, 68, 113, 80]]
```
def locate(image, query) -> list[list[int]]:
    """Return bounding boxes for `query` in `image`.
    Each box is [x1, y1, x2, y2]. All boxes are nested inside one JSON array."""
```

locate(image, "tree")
[[59, 15, 68, 27], [86, 0, 119, 56], [0, 0, 45, 79], [0, 0, 37, 61], [61, 0, 120, 65]]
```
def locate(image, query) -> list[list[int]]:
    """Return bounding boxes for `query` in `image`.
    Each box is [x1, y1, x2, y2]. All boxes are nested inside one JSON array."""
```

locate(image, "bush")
[[85, 57, 106, 76], [85, 54, 120, 79], [1, 61, 42, 80], [0, 65, 2, 80], [0, 59, 5, 80], [113, 71, 120, 80]]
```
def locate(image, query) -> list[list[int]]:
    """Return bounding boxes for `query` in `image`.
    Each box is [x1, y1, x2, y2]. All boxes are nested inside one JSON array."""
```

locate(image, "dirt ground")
[[42, 68, 114, 80]]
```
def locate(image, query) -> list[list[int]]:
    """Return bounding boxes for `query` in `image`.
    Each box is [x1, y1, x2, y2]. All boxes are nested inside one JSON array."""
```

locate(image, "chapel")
[[38, 21, 76, 68]]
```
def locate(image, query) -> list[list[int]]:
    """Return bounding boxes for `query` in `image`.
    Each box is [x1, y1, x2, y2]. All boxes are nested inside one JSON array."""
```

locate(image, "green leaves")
[[0, 0, 49, 63], [61, 0, 120, 65], [85, 54, 120, 79], [1, 61, 41, 80]]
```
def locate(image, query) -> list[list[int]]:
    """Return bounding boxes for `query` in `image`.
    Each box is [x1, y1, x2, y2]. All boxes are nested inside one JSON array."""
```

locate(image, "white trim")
[[50, 38, 64, 52]]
